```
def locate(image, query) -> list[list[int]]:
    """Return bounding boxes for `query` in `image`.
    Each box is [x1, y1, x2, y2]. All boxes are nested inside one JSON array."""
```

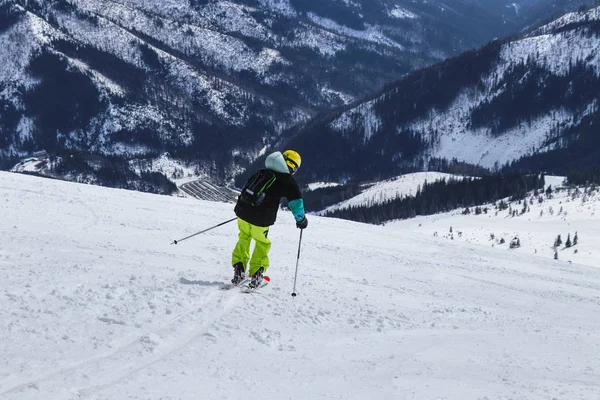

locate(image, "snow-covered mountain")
[[2, 171, 600, 399], [286, 5, 600, 182], [319, 171, 462, 213], [1, 0, 596, 187]]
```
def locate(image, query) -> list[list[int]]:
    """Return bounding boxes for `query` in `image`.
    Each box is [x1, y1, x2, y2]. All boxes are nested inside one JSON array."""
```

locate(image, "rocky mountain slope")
[[1, 0, 594, 187], [283, 4, 600, 182]]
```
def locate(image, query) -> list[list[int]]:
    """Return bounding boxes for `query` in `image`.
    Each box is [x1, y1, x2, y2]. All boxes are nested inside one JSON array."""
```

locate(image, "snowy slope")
[[389, 176, 600, 267], [322, 172, 461, 213], [2, 172, 600, 399]]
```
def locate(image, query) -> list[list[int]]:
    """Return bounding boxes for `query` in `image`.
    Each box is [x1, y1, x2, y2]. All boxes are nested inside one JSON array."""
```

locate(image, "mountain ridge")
[[282, 4, 600, 183], [2, 0, 596, 189]]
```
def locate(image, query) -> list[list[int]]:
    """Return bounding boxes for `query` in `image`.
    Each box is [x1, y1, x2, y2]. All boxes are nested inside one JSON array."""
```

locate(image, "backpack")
[[239, 169, 277, 206]]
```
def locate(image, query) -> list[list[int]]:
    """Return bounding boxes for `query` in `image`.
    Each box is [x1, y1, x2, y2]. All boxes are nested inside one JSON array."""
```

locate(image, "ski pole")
[[291, 229, 303, 297], [171, 217, 237, 245]]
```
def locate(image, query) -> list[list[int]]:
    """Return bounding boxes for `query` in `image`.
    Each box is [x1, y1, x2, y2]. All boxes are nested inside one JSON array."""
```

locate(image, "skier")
[[231, 150, 308, 288]]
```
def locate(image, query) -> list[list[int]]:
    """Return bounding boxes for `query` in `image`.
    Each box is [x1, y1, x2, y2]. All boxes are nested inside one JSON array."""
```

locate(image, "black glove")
[[296, 216, 308, 229]]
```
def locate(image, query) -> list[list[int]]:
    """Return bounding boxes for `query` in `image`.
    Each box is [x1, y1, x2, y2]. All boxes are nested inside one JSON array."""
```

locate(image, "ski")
[[240, 276, 270, 293], [219, 277, 249, 290]]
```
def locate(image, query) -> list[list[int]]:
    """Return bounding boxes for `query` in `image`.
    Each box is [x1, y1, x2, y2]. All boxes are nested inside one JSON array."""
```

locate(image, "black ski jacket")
[[234, 170, 302, 227]]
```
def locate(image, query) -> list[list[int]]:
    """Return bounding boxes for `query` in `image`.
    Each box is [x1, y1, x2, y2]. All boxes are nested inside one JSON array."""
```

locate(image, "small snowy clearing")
[[323, 172, 462, 213]]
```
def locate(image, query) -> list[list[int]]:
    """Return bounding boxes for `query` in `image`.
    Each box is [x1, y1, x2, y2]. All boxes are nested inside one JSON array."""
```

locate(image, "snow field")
[[321, 172, 461, 213], [1, 172, 600, 399], [391, 176, 600, 267]]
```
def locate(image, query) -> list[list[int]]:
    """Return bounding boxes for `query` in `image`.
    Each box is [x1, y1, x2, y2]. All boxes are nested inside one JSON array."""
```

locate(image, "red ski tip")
[[263, 276, 271, 282]]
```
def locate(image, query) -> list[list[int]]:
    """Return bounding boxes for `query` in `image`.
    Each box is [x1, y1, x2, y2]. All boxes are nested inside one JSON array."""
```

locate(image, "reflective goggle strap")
[[286, 157, 299, 170]]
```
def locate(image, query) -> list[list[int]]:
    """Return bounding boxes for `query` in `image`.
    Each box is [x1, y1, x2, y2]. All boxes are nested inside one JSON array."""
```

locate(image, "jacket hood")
[[265, 151, 289, 174]]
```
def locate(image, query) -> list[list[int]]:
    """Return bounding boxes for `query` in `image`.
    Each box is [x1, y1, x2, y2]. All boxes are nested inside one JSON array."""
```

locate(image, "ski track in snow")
[[1, 172, 600, 399]]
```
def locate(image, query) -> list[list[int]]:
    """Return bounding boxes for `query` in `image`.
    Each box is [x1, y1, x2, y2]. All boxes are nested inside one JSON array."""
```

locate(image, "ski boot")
[[231, 262, 246, 285], [248, 267, 264, 289]]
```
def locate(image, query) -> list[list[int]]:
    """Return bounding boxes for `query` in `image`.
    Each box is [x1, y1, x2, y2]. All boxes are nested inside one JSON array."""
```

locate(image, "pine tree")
[[554, 250, 558, 260], [498, 200, 508, 210], [565, 234, 572, 248], [573, 231, 578, 246], [554, 234, 562, 247]]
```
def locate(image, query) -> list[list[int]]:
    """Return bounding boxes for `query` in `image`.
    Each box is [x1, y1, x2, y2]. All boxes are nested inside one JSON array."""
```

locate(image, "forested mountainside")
[[1, 0, 596, 190], [280, 4, 600, 184]]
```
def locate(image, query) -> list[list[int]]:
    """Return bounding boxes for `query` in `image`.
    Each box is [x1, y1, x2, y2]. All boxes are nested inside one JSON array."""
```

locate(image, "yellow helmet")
[[283, 150, 301, 174]]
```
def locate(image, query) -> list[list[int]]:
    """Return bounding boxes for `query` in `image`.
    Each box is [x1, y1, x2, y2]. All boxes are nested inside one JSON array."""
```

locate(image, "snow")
[[319, 85, 355, 105], [95, 103, 195, 155], [499, 31, 600, 77], [544, 175, 566, 189], [293, 23, 347, 57], [329, 98, 382, 142], [389, 176, 600, 266], [15, 117, 35, 147], [389, 6, 418, 20], [322, 172, 462, 213], [308, 13, 404, 50], [407, 23, 600, 169], [66, 0, 289, 80], [0, 0, 421, 164], [0, 9, 63, 95], [413, 98, 580, 169], [257, 0, 296, 18], [508, 3, 520, 15], [306, 182, 341, 191], [10, 158, 45, 173], [322, 5, 600, 169], [198, 1, 276, 43], [128, 153, 203, 184], [21, 1, 259, 125], [2, 171, 600, 399], [65, 57, 126, 99], [1, 4, 254, 137], [534, 5, 600, 35]]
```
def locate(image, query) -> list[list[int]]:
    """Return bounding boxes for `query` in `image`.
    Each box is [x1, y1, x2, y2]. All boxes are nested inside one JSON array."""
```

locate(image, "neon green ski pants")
[[231, 218, 271, 276]]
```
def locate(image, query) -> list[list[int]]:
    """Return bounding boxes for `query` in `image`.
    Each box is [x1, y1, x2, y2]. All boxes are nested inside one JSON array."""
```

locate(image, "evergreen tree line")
[[0, 2, 23, 33], [566, 167, 600, 186], [23, 51, 104, 152], [51, 151, 177, 195], [324, 173, 544, 225], [302, 183, 362, 212], [469, 59, 600, 135], [301, 157, 491, 213], [0, 98, 20, 149], [426, 158, 491, 176], [503, 105, 600, 176]]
